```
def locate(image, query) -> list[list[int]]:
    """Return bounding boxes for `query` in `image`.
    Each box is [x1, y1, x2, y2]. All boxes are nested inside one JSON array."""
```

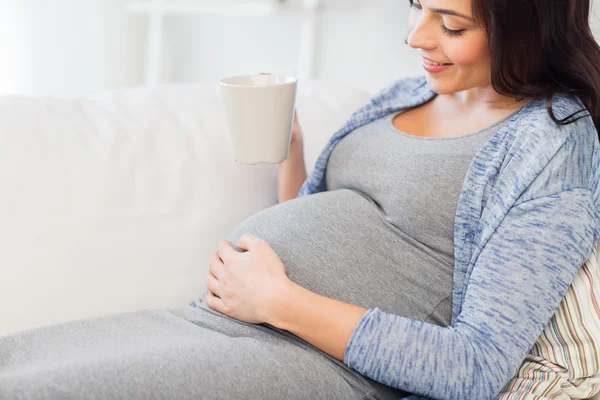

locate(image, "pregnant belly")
[[225, 189, 453, 324]]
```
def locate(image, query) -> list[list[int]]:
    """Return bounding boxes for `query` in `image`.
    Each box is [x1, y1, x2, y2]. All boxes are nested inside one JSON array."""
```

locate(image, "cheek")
[[446, 37, 489, 67]]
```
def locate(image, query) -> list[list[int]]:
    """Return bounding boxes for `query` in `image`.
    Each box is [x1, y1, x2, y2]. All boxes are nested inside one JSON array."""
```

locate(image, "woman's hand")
[[205, 233, 291, 325]]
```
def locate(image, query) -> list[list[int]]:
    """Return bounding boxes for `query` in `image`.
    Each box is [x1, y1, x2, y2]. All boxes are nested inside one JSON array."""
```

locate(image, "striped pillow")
[[498, 240, 600, 400]]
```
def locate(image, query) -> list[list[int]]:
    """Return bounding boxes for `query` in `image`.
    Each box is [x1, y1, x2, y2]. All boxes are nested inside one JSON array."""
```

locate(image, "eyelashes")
[[441, 24, 466, 38], [408, 0, 423, 11], [409, 0, 467, 38]]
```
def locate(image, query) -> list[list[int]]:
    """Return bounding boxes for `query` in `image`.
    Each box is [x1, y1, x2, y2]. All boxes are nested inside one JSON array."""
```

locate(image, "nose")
[[406, 13, 437, 51]]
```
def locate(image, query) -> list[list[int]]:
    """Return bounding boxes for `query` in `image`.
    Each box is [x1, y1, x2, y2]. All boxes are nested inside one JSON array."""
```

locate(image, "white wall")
[[0, 0, 421, 96], [0, 0, 146, 97], [162, 0, 600, 94], [2, 0, 600, 97], [0, 2, 35, 94], [164, 0, 421, 94]]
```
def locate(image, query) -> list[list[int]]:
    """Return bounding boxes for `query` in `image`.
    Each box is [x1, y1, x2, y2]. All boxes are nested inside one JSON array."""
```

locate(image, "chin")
[[424, 74, 464, 95]]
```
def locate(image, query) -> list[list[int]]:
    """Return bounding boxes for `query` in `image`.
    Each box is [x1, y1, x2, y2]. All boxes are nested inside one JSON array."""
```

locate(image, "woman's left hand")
[[205, 233, 291, 325]]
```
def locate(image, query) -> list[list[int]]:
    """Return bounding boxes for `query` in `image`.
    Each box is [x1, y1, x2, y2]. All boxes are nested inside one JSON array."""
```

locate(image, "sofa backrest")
[[0, 80, 372, 337]]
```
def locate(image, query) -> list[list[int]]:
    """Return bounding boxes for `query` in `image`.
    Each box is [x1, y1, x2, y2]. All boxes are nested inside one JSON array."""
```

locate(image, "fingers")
[[209, 251, 225, 280], [217, 240, 239, 263], [236, 233, 263, 251], [205, 290, 226, 313], [206, 270, 220, 298]]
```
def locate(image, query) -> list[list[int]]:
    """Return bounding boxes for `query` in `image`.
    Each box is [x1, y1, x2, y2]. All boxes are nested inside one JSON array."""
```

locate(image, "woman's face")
[[407, 0, 490, 95]]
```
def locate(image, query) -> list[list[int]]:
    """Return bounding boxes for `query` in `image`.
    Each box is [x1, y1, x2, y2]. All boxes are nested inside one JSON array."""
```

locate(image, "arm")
[[267, 188, 598, 399], [269, 280, 368, 361], [277, 144, 307, 203], [277, 112, 307, 204]]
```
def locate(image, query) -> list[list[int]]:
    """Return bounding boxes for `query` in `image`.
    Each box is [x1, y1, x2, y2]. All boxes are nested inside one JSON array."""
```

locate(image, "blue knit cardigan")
[[295, 76, 600, 399]]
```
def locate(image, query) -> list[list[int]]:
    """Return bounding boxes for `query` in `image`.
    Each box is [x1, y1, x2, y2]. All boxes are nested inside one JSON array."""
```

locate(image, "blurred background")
[[2, 0, 600, 98]]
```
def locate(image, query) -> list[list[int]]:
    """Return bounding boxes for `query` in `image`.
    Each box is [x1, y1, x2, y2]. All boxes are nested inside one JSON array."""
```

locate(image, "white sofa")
[[0, 80, 373, 337], [1, 81, 598, 400]]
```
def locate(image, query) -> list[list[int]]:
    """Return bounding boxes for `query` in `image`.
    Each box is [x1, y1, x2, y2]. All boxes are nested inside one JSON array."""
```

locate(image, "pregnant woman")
[[2, 0, 600, 399]]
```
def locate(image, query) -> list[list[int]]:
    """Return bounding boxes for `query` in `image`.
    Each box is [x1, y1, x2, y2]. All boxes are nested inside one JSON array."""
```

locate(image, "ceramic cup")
[[219, 73, 298, 165]]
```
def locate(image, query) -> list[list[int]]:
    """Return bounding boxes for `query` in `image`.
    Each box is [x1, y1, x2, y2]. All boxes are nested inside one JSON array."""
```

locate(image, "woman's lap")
[[0, 305, 404, 400]]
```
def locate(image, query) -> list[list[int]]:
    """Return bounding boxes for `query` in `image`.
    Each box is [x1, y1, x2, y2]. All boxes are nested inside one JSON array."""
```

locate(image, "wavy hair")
[[471, 0, 600, 141]]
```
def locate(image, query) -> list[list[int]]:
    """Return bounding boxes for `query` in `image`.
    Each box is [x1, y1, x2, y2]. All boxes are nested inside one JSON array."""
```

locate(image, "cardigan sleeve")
[[343, 188, 598, 399]]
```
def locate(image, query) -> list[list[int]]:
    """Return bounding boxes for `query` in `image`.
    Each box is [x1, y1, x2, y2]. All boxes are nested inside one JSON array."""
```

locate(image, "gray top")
[[225, 107, 518, 327]]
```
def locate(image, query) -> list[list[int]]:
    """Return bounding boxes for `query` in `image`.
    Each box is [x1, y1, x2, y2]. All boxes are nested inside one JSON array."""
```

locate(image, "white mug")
[[219, 73, 298, 165]]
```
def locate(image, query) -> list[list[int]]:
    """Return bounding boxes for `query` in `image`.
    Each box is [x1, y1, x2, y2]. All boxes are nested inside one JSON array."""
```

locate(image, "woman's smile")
[[422, 56, 453, 73]]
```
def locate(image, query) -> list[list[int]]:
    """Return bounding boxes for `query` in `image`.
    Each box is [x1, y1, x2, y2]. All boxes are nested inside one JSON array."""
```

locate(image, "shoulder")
[[506, 92, 598, 202], [497, 91, 597, 163], [515, 92, 596, 141]]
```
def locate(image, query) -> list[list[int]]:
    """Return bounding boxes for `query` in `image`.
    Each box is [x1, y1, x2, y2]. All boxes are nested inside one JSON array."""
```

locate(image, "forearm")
[[277, 144, 307, 203], [266, 280, 368, 361]]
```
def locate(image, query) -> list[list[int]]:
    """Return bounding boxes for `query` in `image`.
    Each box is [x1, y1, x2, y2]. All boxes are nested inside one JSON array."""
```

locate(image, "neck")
[[444, 84, 531, 112]]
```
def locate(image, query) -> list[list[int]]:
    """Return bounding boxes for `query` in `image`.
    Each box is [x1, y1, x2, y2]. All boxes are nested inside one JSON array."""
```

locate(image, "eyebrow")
[[429, 7, 475, 21]]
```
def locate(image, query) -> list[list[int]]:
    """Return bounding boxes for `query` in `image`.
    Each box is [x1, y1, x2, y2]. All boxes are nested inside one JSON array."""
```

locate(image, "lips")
[[422, 56, 453, 66], [423, 57, 454, 74]]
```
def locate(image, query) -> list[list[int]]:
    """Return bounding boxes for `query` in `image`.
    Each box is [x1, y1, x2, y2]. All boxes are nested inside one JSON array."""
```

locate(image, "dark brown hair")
[[471, 0, 600, 140]]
